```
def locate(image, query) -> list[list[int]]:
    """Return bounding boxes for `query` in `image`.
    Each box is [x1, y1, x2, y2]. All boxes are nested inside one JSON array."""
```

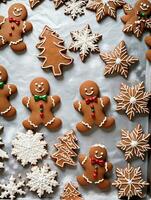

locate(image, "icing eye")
[[143, 4, 146, 6], [90, 87, 94, 90], [141, 3, 143, 5], [41, 82, 44, 85], [35, 83, 38, 86], [147, 5, 149, 8], [95, 151, 98, 154], [100, 152, 103, 155], [84, 88, 87, 91], [0, 71, 1, 75]]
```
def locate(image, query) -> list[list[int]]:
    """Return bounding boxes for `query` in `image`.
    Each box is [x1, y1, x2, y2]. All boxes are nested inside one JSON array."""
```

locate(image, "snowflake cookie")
[[86, 0, 126, 22], [69, 24, 102, 62], [100, 41, 138, 78], [0, 175, 25, 200], [26, 164, 59, 197], [114, 82, 151, 120], [117, 124, 150, 160], [61, 182, 84, 200], [12, 130, 48, 166], [64, 0, 88, 20], [0, 131, 8, 170], [112, 163, 149, 199]]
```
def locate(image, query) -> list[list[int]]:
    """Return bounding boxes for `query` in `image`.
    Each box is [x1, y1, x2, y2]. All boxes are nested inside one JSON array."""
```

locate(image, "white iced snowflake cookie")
[[26, 164, 59, 197], [12, 130, 48, 166], [0, 175, 25, 200], [0, 129, 8, 170]]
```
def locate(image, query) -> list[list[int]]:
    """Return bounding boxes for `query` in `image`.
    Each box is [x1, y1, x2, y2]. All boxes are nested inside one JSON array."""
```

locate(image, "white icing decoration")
[[11, 130, 48, 166], [82, 121, 92, 129], [130, 140, 138, 147], [26, 164, 58, 197], [78, 101, 82, 111], [82, 156, 87, 165], [0, 35, 5, 45], [9, 38, 23, 46], [0, 105, 11, 115], [99, 117, 107, 127], [7, 84, 12, 95], [51, 96, 55, 107], [130, 96, 137, 104], [45, 117, 55, 127], [27, 97, 30, 108], [100, 98, 104, 107], [115, 57, 121, 64], [92, 144, 106, 148], [22, 21, 26, 33], [28, 119, 38, 128], [105, 162, 108, 172]]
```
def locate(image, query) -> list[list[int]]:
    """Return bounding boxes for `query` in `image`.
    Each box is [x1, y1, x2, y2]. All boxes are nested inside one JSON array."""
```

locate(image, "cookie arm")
[[23, 21, 33, 33], [22, 97, 31, 109], [0, 16, 4, 23], [51, 95, 60, 107], [74, 100, 83, 113], [79, 154, 88, 168], [99, 96, 110, 108], [7, 84, 17, 95], [105, 162, 113, 172]]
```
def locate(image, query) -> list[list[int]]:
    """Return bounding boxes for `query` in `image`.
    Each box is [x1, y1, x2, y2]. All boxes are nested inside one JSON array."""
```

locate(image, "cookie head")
[[89, 144, 107, 161], [30, 77, 50, 96], [8, 3, 27, 20], [0, 65, 8, 82], [80, 80, 99, 99], [136, 0, 151, 15]]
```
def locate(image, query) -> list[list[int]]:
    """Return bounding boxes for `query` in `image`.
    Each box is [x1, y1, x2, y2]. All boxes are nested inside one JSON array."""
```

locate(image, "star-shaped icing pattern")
[[114, 82, 151, 120], [100, 41, 139, 78], [112, 164, 149, 200], [86, 0, 126, 22], [69, 24, 102, 62], [117, 124, 150, 160]]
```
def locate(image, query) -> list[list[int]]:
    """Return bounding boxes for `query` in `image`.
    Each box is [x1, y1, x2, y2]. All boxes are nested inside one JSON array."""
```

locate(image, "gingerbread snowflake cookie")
[[12, 130, 48, 166], [0, 3, 33, 52], [69, 24, 102, 62], [0, 65, 17, 118], [37, 26, 73, 77], [74, 80, 115, 133], [51, 130, 79, 168], [145, 35, 151, 62], [26, 164, 59, 197], [100, 41, 139, 78], [61, 183, 84, 200], [121, 0, 151, 38], [114, 82, 151, 120], [113, 164, 149, 199], [77, 144, 113, 190], [117, 124, 150, 161], [0, 131, 8, 170], [22, 77, 62, 130], [86, 0, 126, 22], [0, 175, 25, 200]]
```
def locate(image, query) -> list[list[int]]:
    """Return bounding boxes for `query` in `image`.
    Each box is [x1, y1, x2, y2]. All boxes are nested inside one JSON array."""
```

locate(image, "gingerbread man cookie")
[[145, 35, 151, 62], [0, 3, 33, 52], [0, 65, 17, 118], [121, 0, 151, 38], [77, 144, 113, 190], [74, 80, 115, 133], [22, 77, 62, 130]]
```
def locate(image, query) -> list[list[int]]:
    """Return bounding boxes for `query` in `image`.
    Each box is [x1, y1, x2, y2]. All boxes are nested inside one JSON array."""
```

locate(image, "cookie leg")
[[10, 41, 27, 52], [101, 117, 115, 128], [97, 179, 111, 190], [76, 121, 92, 133], [2, 106, 16, 118], [22, 119, 39, 130], [77, 175, 90, 186], [45, 117, 62, 130]]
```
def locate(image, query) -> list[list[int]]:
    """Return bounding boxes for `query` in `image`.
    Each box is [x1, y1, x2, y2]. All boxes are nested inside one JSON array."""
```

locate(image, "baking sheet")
[[0, 0, 150, 199]]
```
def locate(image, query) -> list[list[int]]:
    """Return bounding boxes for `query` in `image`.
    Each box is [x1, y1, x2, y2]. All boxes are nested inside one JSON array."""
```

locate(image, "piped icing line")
[[28, 119, 38, 128], [82, 121, 92, 129], [95, 179, 104, 184], [27, 97, 30, 108], [45, 117, 55, 127], [0, 35, 5, 44], [9, 38, 23, 46], [82, 156, 87, 165], [1, 105, 11, 115], [99, 117, 107, 127], [83, 174, 92, 184], [0, 18, 6, 26], [22, 21, 26, 33], [100, 98, 104, 107], [78, 101, 82, 111], [51, 96, 55, 107], [105, 162, 108, 172], [7, 85, 12, 95]]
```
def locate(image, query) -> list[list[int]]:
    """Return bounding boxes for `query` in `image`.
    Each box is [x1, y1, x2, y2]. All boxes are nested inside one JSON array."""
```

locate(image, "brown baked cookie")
[[53, 0, 66, 9], [74, 80, 115, 133], [0, 0, 7, 4], [29, 0, 43, 9], [145, 35, 151, 62], [77, 144, 113, 190], [0, 3, 33, 52], [121, 0, 151, 38], [37, 26, 73, 77], [22, 77, 62, 131], [0, 65, 17, 118]]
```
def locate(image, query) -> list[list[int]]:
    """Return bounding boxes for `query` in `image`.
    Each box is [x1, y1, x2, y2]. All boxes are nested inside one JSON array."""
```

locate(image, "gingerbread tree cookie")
[[74, 80, 115, 133], [114, 82, 151, 120], [51, 130, 79, 168], [100, 41, 139, 78], [117, 124, 150, 161], [121, 0, 151, 38], [37, 26, 73, 77], [69, 24, 102, 62], [0, 65, 17, 118], [0, 3, 33, 52], [86, 0, 126, 22], [113, 164, 149, 199], [77, 144, 113, 190], [145, 35, 151, 62], [22, 77, 62, 130], [60, 183, 84, 200]]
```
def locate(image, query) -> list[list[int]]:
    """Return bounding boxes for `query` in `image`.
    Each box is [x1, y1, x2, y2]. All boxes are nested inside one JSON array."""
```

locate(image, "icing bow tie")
[[34, 95, 47, 102], [91, 157, 105, 166], [9, 17, 20, 25], [0, 82, 4, 89], [85, 96, 97, 104]]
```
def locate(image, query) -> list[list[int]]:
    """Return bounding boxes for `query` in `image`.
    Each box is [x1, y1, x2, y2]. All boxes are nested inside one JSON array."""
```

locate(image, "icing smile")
[[35, 82, 44, 93], [85, 87, 94, 96], [13, 8, 22, 17], [95, 151, 103, 159], [140, 3, 150, 11], [35, 88, 44, 93]]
